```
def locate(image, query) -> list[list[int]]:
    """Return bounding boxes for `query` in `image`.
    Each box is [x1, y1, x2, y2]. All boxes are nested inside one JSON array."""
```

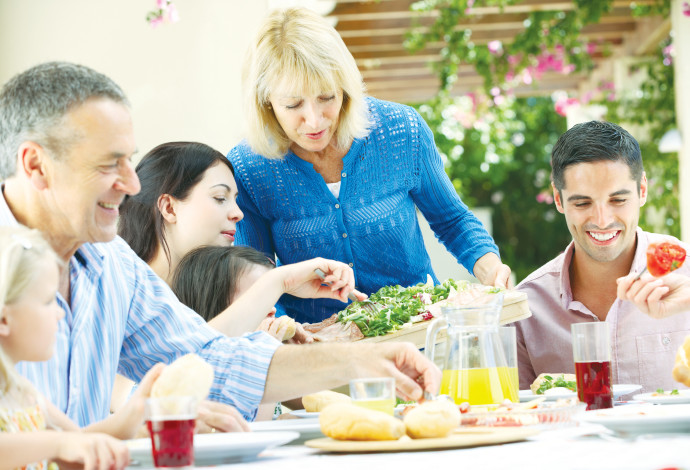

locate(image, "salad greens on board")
[[337, 279, 502, 337]]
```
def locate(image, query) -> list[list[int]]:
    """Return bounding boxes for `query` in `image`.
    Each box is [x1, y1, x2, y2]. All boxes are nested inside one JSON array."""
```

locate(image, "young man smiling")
[[515, 121, 690, 393]]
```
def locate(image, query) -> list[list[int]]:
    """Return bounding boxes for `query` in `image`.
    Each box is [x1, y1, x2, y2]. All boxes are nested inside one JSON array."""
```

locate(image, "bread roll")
[[673, 336, 690, 386], [302, 390, 351, 412], [319, 403, 405, 441], [403, 399, 460, 439], [278, 316, 297, 342], [530, 373, 576, 394], [151, 353, 214, 400]]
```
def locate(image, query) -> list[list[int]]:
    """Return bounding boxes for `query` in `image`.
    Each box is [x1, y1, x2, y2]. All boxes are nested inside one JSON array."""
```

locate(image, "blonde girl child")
[[0, 226, 162, 470]]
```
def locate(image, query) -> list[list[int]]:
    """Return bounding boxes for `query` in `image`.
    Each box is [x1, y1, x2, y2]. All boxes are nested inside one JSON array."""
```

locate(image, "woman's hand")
[[55, 432, 129, 470], [275, 257, 365, 302], [617, 271, 690, 319], [473, 252, 513, 289]]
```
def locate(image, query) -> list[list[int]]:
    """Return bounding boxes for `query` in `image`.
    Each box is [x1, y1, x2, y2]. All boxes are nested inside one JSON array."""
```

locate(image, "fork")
[[313, 268, 380, 314]]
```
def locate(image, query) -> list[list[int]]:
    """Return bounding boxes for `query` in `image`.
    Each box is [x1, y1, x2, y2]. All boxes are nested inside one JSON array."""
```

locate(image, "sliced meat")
[[309, 321, 365, 342], [302, 313, 338, 333]]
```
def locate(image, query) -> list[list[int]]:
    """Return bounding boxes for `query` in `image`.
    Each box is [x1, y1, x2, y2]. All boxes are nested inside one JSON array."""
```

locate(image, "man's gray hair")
[[0, 62, 129, 179]]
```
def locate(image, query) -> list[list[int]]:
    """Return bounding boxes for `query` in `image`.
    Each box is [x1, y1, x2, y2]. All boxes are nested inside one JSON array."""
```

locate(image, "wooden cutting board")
[[304, 426, 538, 452], [358, 290, 530, 348]]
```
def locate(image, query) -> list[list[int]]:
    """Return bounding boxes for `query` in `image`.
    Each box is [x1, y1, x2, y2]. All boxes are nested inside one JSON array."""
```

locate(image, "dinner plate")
[[633, 389, 690, 405], [305, 427, 538, 453], [127, 431, 299, 466], [289, 409, 320, 418], [577, 404, 690, 435], [250, 417, 324, 444], [518, 384, 641, 402]]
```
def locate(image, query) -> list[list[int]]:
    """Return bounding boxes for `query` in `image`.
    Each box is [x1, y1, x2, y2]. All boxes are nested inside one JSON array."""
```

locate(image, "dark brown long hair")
[[118, 142, 234, 264], [171, 245, 274, 321]]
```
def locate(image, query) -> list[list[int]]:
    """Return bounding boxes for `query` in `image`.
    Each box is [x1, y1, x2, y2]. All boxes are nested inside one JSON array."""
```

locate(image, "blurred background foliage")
[[406, 0, 677, 282]]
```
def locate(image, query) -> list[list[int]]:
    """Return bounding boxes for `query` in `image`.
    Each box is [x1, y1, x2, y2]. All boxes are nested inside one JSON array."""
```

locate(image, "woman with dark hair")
[[118, 141, 364, 338]]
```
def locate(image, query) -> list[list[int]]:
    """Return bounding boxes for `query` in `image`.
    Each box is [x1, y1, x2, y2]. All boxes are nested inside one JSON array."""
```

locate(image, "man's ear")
[[157, 194, 178, 224], [552, 182, 565, 214], [17, 141, 50, 191], [639, 172, 648, 207]]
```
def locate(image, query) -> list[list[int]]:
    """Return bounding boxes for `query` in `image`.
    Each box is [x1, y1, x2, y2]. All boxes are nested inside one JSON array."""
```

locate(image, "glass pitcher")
[[425, 292, 518, 405]]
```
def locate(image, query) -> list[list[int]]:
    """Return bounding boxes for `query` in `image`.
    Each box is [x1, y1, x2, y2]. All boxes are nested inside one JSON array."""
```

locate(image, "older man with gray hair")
[[0, 61, 440, 430]]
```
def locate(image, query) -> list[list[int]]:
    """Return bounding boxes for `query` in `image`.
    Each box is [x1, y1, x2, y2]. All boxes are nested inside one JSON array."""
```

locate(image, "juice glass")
[[349, 377, 396, 415], [146, 396, 197, 468], [571, 322, 613, 410], [499, 326, 519, 400]]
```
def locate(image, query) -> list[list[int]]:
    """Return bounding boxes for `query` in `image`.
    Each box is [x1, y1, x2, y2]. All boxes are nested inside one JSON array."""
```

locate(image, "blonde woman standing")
[[228, 7, 512, 324]]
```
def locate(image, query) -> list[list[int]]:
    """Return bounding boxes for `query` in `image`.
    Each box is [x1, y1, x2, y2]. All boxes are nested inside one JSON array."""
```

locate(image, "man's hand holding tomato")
[[617, 242, 690, 318]]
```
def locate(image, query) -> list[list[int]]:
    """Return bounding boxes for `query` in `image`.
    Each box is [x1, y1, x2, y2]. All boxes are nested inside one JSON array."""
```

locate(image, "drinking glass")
[[146, 396, 197, 468], [571, 322, 613, 410], [349, 377, 396, 415], [499, 326, 519, 400]]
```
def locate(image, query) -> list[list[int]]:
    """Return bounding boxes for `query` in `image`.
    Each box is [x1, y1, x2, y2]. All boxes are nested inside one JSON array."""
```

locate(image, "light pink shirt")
[[515, 228, 690, 393]]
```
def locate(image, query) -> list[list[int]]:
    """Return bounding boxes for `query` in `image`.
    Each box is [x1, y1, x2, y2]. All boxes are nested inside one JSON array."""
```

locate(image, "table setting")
[[126, 282, 690, 470]]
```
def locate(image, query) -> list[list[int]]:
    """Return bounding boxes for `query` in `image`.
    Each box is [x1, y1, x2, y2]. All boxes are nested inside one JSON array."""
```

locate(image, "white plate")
[[519, 389, 576, 401], [519, 384, 641, 402], [633, 389, 690, 405], [577, 404, 690, 435], [127, 431, 299, 466], [250, 417, 323, 443], [289, 409, 320, 418], [614, 384, 643, 398]]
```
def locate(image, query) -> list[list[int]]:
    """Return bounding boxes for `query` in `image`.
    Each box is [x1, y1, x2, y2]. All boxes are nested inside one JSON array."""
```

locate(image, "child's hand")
[[55, 431, 129, 470], [106, 363, 165, 439]]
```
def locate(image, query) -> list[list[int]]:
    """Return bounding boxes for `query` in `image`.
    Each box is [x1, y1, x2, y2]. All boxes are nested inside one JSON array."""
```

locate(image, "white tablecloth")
[[130, 424, 690, 470]]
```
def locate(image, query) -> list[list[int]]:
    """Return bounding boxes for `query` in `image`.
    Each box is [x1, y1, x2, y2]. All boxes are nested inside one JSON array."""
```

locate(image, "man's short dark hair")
[[551, 120, 644, 192]]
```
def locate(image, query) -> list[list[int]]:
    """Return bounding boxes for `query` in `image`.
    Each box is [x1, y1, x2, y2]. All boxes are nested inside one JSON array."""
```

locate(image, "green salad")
[[336, 279, 502, 337], [535, 374, 577, 394]]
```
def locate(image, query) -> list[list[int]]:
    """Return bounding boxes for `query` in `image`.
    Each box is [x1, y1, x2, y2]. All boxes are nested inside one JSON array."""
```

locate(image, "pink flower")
[[683, 2, 690, 16], [586, 42, 597, 55], [465, 0, 475, 14], [522, 68, 533, 85], [168, 4, 179, 23], [156, 0, 168, 9], [493, 95, 505, 106], [488, 40, 503, 55], [554, 97, 579, 117], [536, 192, 554, 204], [490, 86, 501, 97], [507, 55, 520, 66], [663, 44, 674, 66], [148, 16, 164, 28]]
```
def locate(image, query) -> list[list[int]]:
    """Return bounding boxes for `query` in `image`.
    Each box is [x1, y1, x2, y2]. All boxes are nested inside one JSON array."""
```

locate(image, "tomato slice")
[[646, 242, 687, 277]]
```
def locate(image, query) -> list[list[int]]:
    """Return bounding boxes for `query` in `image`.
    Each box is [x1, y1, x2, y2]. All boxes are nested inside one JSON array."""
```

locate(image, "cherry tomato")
[[646, 242, 687, 277]]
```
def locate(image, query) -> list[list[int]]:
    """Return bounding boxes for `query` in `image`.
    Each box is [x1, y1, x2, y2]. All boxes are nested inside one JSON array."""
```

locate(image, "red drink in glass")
[[147, 418, 195, 468], [575, 360, 613, 410]]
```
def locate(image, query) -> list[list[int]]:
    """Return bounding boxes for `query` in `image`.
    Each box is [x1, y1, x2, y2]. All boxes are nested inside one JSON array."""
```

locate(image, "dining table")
[[128, 421, 690, 470]]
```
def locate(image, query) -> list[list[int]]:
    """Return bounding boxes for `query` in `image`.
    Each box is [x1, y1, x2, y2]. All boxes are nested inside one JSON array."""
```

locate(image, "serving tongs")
[[313, 268, 380, 314]]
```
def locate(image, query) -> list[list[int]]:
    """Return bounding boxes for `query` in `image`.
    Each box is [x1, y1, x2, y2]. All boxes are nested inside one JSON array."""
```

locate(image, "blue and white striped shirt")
[[0, 188, 281, 426]]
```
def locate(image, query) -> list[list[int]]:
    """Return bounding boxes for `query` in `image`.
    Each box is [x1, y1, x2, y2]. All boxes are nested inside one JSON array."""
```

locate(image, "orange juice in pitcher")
[[426, 291, 518, 405], [440, 367, 518, 405]]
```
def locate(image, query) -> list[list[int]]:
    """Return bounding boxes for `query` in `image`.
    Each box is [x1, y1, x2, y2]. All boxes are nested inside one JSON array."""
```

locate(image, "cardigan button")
[[335, 204, 340, 209], [662, 336, 671, 346], [341, 172, 347, 178], [342, 233, 348, 238]]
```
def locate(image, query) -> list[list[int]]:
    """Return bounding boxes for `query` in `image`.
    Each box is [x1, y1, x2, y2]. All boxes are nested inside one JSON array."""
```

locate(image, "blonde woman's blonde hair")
[[242, 7, 372, 158], [0, 226, 61, 394]]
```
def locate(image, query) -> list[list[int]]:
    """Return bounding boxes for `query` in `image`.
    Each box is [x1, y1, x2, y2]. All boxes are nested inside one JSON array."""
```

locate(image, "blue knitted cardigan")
[[227, 97, 500, 323]]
